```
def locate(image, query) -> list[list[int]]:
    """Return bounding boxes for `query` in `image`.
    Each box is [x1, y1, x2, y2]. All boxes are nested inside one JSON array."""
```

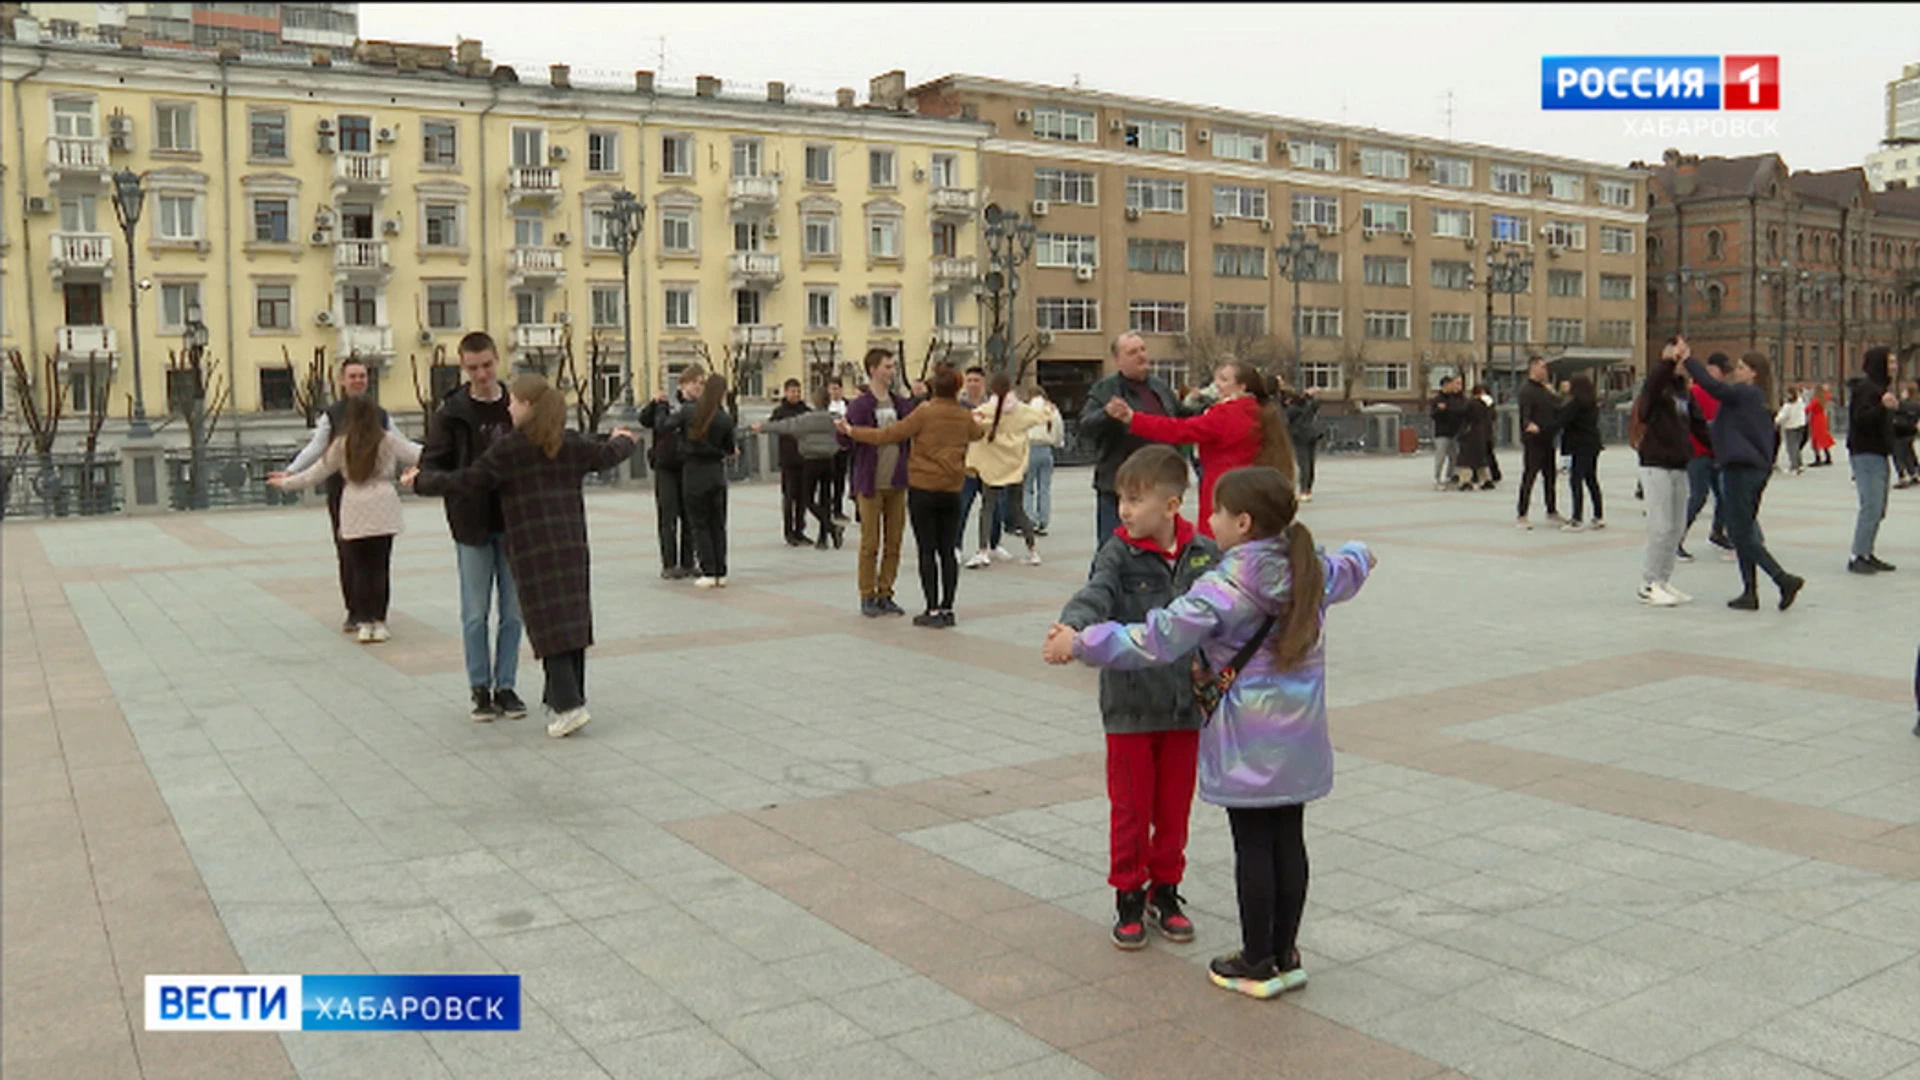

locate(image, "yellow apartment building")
[[1, 37, 989, 449]]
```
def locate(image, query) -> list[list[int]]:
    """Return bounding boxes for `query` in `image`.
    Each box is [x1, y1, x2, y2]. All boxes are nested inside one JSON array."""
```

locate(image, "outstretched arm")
[[286, 415, 332, 472], [1073, 575, 1236, 671], [1322, 542, 1375, 606]]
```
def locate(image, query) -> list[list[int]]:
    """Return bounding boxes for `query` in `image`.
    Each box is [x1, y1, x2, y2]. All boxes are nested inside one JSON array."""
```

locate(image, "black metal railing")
[[1, 453, 123, 519], [166, 445, 309, 511]]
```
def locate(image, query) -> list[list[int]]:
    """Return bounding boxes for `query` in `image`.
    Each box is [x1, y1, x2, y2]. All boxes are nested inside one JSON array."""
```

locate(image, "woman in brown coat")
[[405, 375, 636, 738]]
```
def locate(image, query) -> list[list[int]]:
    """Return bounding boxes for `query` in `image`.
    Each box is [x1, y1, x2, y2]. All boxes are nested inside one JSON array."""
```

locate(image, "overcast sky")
[[361, 3, 1912, 173]]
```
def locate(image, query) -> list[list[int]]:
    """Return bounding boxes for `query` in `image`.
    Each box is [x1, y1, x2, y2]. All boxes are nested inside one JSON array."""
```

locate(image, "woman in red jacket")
[[1105, 362, 1294, 535], [1806, 383, 1835, 467]]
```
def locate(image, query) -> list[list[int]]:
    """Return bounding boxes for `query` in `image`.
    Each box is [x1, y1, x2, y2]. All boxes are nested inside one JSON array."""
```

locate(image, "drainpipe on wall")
[[477, 83, 500, 331], [219, 57, 240, 447], [634, 90, 655, 399], [9, 48, 50, 404], [1748, 195, 1759, 353]]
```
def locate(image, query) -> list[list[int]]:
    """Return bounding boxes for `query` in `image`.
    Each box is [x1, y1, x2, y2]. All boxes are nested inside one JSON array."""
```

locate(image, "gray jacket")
[[1060, 524, 1220, 734], [760, 411, 842, 460]]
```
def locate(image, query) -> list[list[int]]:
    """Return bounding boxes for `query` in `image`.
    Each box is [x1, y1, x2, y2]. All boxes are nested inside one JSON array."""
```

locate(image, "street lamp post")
[[980, 203, 1036, 378], [1274, 226, 1322, 391], [605, 189, 645, 417], [1484, 245, 1533, 395], [182, 301, 211, 507], [110, 168, 152, 437]]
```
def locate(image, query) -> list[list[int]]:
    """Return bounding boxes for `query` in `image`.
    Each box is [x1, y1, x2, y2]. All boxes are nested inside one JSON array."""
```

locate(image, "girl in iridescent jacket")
[[1067, 466, 1375, 999]]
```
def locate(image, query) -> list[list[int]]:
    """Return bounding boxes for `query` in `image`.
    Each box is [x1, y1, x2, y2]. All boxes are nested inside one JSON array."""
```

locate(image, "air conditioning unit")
[[1030, 199, 1049, 216], [417, 329, 434, 345], [1124, 206, 1141, 221], [1351, 150, 1364, 164], [1035, 330, 1054, 345], [851, 293, 869, 307], [1014, 109, 1032, 125], [25, 195, 49, 215], [555, 311, 572, 324], [1534, 173, 1551, 187], [381, 218, 401, 236], [763, 221, 779, 237], [1464, 237, 1477, 249], [376, 126, 396, 143], [1196, 128, 1211, 143], [1276, 139, 1291, 155], [549, 145, 569, 162], [1259, 218, 1273, 232], [316, 133, 334, 154], [110, 132, 133, 152], [315, 208, 334, 227], [309, 230, 331, 245], [315, 310, 335, 326], [912, 166, 926, 182], [1401, 231, 1415, 245], [1548, 245, 1563, 259], [316, 118, 334, 134], [1108, 117, 1123, 133], [1318, 223, 1339, 236], [1211, 214, 1226, 228], [109, 114, 132, 135], [554, 231, 571, 245], [1414, 156, 1433, 170], [1074, 265, 1094, 282]]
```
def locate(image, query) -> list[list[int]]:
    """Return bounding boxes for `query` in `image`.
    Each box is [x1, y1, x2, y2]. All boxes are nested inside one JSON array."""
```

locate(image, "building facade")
[[1864, 62, 1920, 193], [1, 38, 988, 448], [908, 74, 1647, 410], [10, 3, 359, 54], [1641, 151, 1920, 389]]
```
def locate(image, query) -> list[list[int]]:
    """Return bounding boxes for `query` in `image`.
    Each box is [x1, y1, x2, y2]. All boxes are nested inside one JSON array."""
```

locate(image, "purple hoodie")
[[1074, 535, 1373, 808], [840, 388, 918, 498]]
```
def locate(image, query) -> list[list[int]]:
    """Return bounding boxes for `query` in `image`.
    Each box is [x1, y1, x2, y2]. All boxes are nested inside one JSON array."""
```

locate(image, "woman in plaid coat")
[[406, 375, 635, 738]]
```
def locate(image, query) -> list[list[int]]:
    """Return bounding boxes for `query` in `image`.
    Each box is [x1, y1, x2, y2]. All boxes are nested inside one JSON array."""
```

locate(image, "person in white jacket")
[[1775, 387, 1808, 474], [966, 373, 1049, 568], [1023, 385, 1062, 536]]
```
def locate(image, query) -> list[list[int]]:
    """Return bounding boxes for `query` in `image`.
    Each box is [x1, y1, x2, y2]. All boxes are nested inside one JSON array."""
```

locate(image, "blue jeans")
[[1024, 445, 1055, 530], [1851, 453, 1890, 558], [456, 534, 522, 692], [1684, 456, 1725, 541], [1721, 463, 1784, 592], [956, 474, 1005, 551], [1095, 489, 1121, 555]]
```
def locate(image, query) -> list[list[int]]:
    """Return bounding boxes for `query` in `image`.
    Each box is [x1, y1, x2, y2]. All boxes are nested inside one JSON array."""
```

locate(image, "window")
[[1036, 297, 1100, 331], [258, 366, 294, 410], [1360, 147, 1409, 179], [932, 222, 958, 258], [1213, 185, 1267, 220], [1124, 117, 1184, 153], [1543, 220, 1585, 250], [1431, 312, 1473, 342], [1431, 260, 1474, 290], [1548, 318, 1585, 345], [1361, 200, 1410, 233], [1596, 179, 1634, 207], [1364, 310, 1410, 339], [1431, 157, 1472, 187], [589, 285, 623, 328], [1300, 307, 1342, 337], [870, 289, 900, 330], [734, 288, 764, 326], [1596, 319, 1634, 346], [868, 148, 897, 188], [587, 131, 619, 173], [867, 215, 902, 259], [1491, 165, 1531, 195], [1126, 176, 1186, 213], [513, 213, 544, 248], [254, 283, 291, 329], [1035, 167, 1097, 205], [422, 120, 457, 166], [1546, 172, 1583, 201], [1300, 362, 1342, 391], [155, 102, 194, 152], [1548, 270, 1584, 297], [1214, 244, 1265, 278], [1033, 106, 1096, 143], [1490, 315, 1531, 344], [803, 213, 838, 257], [1706, 229, 1725, 260], [1213, 303, 1266, 337], [1035, 232, 1098, 267], [586, 206, 617, 250], [1129, 300, 1187, 334], [1432, 207, 1473, 239], [1707, 284, 1728, 317], [59, 194, 99, 233], [1599, 274, 1634, 301], [664, 285, 695, 328], [806, 287, 836, 330], [249, 109, 287, 159], [252, 198, 289, 243], [52, 97, 96, 138], [416, 282, 460, 329], [804, 144, 834, 185], [424, 203, 459, 247], [338, 115, 371, 154], [1127, 239, 1185, 274], [1600, 225, 1635, 254], [510, 127, 545, 168], [1289, 138, 1338, 171], [1298, 252, 1340, 283], [1363, 256, 1410, 286], [1213, 128, 1264, 162], [1291, 193, 1339, 228], [933, 293, 957, 327], [660, 133, 693, 177], [339, 284, 378, 327], [732, 219, 764, 254], [731, 138, 763, 178], [660, 210, 695, 253], [930, 153, 959, 189], [1491, 214, 1529, 244], [1364, 363, 1413, 391], [157, 195, 198, 240]]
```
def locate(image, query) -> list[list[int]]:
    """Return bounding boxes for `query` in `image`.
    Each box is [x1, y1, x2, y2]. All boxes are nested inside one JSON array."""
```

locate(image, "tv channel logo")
[[146, 974, 521, 1032], [1542, 56, 1779, 111]]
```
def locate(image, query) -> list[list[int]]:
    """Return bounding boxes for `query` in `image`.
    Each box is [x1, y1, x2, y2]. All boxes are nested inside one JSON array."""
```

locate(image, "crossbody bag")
[[1190, 615, 1277, 724]]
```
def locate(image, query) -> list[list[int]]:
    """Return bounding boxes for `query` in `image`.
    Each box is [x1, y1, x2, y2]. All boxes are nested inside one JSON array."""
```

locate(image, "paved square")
[[5, 452, 1917, 1079]]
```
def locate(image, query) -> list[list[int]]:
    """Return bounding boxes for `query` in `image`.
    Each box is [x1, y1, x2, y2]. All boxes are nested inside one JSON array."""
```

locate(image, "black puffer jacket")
[[1077, 372, 1182, 494], [421, 386, 504, 545], [1060, 525, 1220, 734]]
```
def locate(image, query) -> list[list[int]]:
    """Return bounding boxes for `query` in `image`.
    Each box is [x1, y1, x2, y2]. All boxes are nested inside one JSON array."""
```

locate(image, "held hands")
[[834, 418, 853, 436], [1365, 548, 1379, 571], [652, 391, 669, 404], [1885, 391, 1901, 409], [610, 427, 636, 442], [749, 423, 765, 434], [1042, 623, 1077, 665], [1103, 397, 1135, 424], [910, 379, 930, 398], [265, 471, 289, 490], [399, 466, 420, 490], [1525, 422, 1540, 435]]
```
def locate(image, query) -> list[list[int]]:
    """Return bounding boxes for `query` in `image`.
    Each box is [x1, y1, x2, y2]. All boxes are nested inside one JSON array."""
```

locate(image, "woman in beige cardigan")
[[966, 372, 1050, 569], [269, 395, 421, 643]]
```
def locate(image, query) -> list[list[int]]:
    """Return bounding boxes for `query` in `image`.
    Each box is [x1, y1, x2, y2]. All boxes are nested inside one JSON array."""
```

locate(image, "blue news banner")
[[146, 974, 520, 1032]]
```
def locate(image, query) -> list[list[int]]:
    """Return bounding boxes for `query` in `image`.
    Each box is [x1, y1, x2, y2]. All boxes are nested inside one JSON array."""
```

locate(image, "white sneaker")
[[694, 576, 718, 589], [1300, 492, 1313, 502], [991, 546, 1014, 562], [1024, 549, 1043, 566], [356, 623, 374, 643], [1663, 583, 1692, 604], [368, 622, 391, 643], [1640, 582, 1681, 607], [1516, 518, 1533, 531], [1590, 519, 1607, 531], [714, 577, 727, 588], [964, 551, 992, 570], [1560, 520, 1585, 532], [547, 707, 592, 738]]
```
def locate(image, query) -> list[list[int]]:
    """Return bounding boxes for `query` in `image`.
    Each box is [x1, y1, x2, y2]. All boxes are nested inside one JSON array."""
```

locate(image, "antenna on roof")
[[1072, 72, 1082, 90], [657, 35, 667, 81], [1444, 90, 1455, 141]]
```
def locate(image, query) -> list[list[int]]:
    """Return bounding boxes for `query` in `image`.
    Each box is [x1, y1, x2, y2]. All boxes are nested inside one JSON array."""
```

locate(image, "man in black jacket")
[[419, 332, 526, 722], [1429, 376, 1468, 490], [640, 365, 704, 580], [1516, 356, 1562, 528], [769, 378, 812, 546], [1847, 346, 1901, 574], [283, 355, 405, 632], [1078, 332, 1181, 554]]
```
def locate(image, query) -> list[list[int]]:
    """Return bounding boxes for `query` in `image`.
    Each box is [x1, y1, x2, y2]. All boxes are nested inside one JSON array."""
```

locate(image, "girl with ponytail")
[[1061, 465, 1376, 1000], [1105, 362, 1293, 537]]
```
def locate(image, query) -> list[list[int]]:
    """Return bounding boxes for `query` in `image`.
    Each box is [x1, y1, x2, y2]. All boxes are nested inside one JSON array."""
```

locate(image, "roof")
[[1789, 168, 1869, 208], [1874, 184, 1920, 220], [1644, 153, 1784, 203]]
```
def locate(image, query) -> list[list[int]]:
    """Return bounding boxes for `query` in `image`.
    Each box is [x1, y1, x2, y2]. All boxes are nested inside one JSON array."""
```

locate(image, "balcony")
[[50, 232, 113, 282], [507, 245, 566, 287], [933, 325, 980, 352], [337, 325, 394, 362], [728, 324, 784, 352], [332, 152, 391, 194], [55, 325, 118, 362], [930, 255, 978, 289], [333, 240, 391, 276], [726, 251, 783, 286], [45, 135, 109, 184], [930, 187, 978, 219], [507, 165, 561, 204], [512, 323, 567, 353], [727, 175, 780, 207]]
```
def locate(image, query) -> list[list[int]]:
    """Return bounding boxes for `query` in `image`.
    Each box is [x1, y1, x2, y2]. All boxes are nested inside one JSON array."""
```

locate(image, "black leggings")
[[1569, 451, 1603, 523], [542, 648, 586, 713], [801, 457, 835, 539], [1720, 463, 1785, 592], [340, 534, 394, 623], [1226, 804, 1308, 968], [907, 487, 961, 612], [683, 462, 729, 578], [1517, 437, 1558, 517]]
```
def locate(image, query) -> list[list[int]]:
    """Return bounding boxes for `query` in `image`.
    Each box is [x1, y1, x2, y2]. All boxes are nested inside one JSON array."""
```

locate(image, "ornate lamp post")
[[980, 203, 1037, 377], [1274, 227, 1323, 391], [110, 167, 152, 437], [605, 188, 645, 416], [1485, 245, 1533, 393], [1662, 268, 1708, 338]]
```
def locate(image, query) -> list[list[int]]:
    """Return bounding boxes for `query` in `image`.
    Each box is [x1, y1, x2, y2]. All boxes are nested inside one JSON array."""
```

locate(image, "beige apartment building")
[[908, 75, 1648, 410]]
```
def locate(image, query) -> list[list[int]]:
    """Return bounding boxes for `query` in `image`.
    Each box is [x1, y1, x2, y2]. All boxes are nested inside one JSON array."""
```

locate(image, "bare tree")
[[155, 345, 230, 510], [409, 343, 459, 416], [1334, 341, 1373, 402], [561, 329, 629, 435], [288, 345, 334, 429], [1010, 331, 1048, 388], [916, 332, 954, 385], [804, 337, 841, 401], [73, 360, 111, 514], [6, 348, 66, 514]]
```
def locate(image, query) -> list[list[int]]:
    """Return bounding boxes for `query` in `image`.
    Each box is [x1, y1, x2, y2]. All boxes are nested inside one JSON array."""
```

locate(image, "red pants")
[[1106, 730, 1200, 892]]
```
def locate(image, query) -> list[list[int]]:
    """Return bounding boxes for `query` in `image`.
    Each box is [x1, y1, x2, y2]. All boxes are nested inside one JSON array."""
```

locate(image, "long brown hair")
[[1211, 466, 1323, 671], [1225, 363, 1296, 481], [511, 374, 566, 458], [339, 394, 385, 484], [988, 371, 1013, 439], [1738, 351, 1775, 411], [690, 373, 729, 443]]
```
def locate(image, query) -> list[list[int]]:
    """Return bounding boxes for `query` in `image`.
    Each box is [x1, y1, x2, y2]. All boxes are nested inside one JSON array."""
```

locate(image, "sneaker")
[[1478, 482, 1495, 491], [493, 689, 528, 719], [1112, 889, 1148, 951], [1300, 491, 1315, 502], [815, 534, 831, 550], [1547, 512, 1566, 524], [831, 525, 846, 550], [937, 610, 956, 628], [1664, 583, 1693, 604], [714, 577, 728, 588], [785, 535, 810, 548], [1675, 546, 1695, 563], [991, 546, 1014, 562], [1709, 532, 1734, 551], [1033, 526, 1049, 537], [342, 616, 360, 634], [912, 611, 943, 628], [964, 551, 992, 570], [1516, 517, 1533, 531], [659, 566, 678, 580], [1848, 557, 1880, 575], [470, 688, 500, 722], [1560, 520, 1585, 532], [547, 707, 592, 738], [1147, 884, 1195, 943], [356, 623, 374, 644], [1640, 583, 1680, 607], [1867, 555, 1897, 572], [1207, 952, 1306, 999], [695, 576, 719, 588], [367, 622, 391, 644], [877, 598, 907, 617], [1727, 592, 1760, 611], [1777, 573, 1805, 611], [1024, 549, 1043, 567], [861, 598, 883, 618], [1590, 519, 1607, 531]]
